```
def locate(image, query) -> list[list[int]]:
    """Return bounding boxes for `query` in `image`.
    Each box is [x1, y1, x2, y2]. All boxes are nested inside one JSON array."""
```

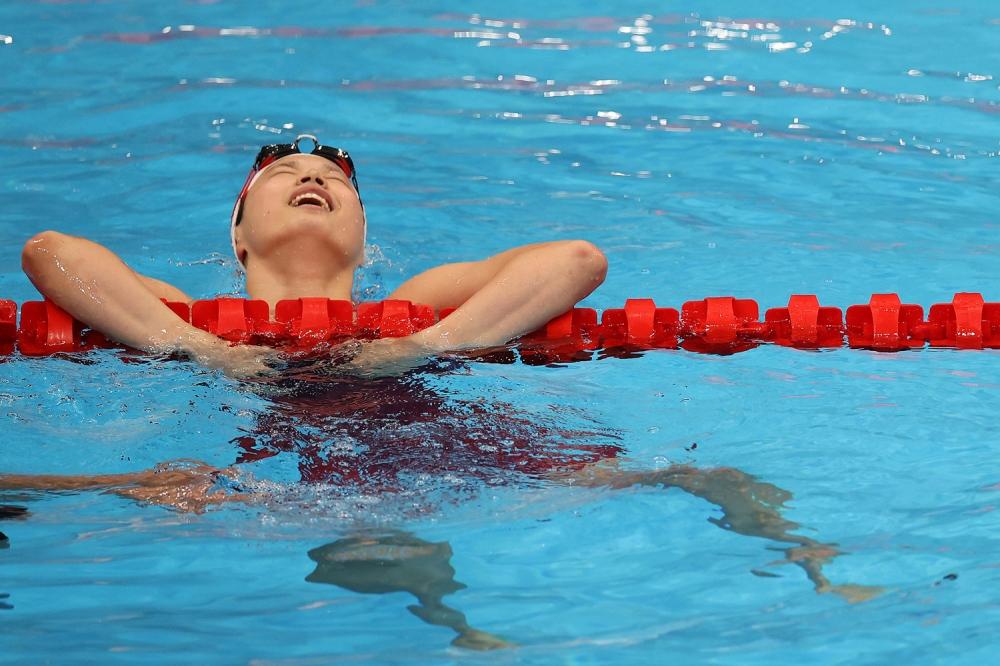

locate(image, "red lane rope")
[[2, 293, 998, 359]]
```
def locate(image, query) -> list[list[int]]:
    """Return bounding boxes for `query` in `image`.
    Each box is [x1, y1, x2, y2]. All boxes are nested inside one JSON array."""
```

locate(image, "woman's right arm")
[[21, 231, 271, 375]]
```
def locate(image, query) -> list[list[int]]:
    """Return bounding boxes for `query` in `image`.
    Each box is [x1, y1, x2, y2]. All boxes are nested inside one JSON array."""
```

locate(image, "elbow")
[[21, 230, 69, 282], [563, 240, 608, 286]]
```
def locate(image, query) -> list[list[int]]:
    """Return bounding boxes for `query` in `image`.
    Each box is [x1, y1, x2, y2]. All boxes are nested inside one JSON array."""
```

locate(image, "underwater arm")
[[570, 464, 882, 603], [21, 231, 272, 376], [0, 463, 245, 513]]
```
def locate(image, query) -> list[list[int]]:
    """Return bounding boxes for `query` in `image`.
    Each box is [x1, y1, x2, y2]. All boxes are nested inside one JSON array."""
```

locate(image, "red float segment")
[[519, 307, 599, 364], [679, 297, 764, 355], [765, 295, 844, 348], [0, 300, 17, 353], [600, 299, 679, 348], [519, 308, 599, 345], [544, 308, 598, 342], [356, 299, 435, 339], [5, 294, 1000, 359], [275, 298, 355, 340], [680, 297, 761, 344], [925, 292, 1000, 349], [845, 293, 924, 350], [18, 300, 80, 356], [191, 298, 274, 343]]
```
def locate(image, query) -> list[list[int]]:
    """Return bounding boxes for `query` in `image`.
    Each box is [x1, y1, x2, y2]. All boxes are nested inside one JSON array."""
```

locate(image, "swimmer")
[[7, 134, 882, 648], [20, 134, 609, 376]]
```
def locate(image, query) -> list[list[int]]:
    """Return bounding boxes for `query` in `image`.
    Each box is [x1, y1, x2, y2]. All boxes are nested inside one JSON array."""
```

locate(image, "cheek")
[[341, 194, 366, 226], [241, 191, 286, 239]]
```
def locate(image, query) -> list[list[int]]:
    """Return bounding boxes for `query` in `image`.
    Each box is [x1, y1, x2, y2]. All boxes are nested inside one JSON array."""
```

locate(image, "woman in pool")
[[20, 134, 608, 377], [5, 135, 881, 647]]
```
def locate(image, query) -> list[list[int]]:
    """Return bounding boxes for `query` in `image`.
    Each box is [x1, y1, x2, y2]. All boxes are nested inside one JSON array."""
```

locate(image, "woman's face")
[[234, 153, 365, 270]]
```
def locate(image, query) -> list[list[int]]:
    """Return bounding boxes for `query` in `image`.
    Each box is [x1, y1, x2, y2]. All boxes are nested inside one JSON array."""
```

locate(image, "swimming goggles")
[[230, 133, 365, 270]]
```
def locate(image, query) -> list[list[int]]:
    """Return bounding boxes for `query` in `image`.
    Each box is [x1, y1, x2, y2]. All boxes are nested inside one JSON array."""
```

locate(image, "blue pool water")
[[2, 1, 999, 662]]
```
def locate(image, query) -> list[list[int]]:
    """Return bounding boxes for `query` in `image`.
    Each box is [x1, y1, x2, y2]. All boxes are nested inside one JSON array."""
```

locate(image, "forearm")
[[22, 231, 223, 355], [0, 472, 136, 491], [0, 465, 247, 514], [411, 241, 607, 350]]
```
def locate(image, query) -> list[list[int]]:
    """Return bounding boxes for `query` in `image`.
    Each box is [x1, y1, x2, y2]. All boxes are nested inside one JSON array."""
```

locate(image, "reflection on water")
[[301, 462, 882, 650], [307, 532, 510, 650]]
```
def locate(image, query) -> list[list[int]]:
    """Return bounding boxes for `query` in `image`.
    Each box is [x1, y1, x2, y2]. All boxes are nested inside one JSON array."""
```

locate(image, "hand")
[[110, 461, 247, 513], [339, 336, 439, 377], [827, 584, 886, 604], [451, 628, 515, 651], [187, 339, 280, 379], [216, 344, 281, 380]]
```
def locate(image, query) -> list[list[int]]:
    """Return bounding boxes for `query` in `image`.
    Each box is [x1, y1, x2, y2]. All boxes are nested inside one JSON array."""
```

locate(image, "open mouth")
[[288, 188, 333, 212]]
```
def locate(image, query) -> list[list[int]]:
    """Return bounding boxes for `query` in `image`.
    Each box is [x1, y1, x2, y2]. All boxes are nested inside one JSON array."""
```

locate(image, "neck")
[[245, 262, 355, 305]]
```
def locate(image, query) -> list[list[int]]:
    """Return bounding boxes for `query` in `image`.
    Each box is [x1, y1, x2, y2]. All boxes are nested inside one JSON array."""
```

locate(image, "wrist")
[[408, 325, 455, 353], [155, 324, 227, 359]]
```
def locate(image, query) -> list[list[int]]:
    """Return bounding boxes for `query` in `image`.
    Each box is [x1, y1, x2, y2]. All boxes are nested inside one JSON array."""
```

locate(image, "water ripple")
[[81, 12, 894, 58]]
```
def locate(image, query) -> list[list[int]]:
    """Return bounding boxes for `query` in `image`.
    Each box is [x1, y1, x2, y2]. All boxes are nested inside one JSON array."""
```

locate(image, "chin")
[[267, 233, 361, 267]]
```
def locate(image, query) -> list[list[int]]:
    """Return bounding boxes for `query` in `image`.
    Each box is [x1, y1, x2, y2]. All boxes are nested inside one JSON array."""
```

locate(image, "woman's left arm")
[[389, 240, 608, 351]]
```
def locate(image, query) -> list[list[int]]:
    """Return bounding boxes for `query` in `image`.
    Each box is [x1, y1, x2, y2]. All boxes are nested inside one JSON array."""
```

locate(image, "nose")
[[299, 171, 325, 187]]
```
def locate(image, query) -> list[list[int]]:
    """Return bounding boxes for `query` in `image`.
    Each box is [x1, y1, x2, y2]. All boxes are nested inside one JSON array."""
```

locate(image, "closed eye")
[[266, 164, 350, 184]]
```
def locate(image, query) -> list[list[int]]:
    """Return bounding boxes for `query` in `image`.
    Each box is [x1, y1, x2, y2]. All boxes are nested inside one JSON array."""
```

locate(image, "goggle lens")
[[251, 142, 356, 184]]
